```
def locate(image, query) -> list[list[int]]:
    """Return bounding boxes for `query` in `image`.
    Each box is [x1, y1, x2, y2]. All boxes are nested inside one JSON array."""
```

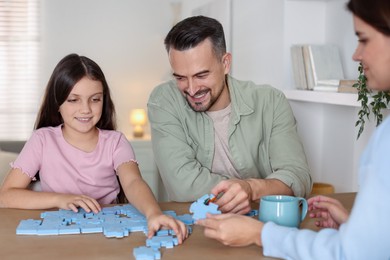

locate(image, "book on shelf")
[[290, 45, 307, 89], [313, 79, 339, 92], [313, 85, 339, 92], [290, 44, 345, 92]]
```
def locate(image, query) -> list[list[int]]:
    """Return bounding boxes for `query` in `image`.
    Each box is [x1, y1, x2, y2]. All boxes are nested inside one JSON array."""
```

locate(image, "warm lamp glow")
[[130, 109, 147, 138]]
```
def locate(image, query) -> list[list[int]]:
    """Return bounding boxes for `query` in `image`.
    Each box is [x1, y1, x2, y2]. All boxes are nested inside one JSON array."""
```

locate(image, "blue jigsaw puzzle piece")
[[121, 218, 148, 233], [175, 214, 195, 225], [245, 209, 259, 217], [146, 235, 179, 249], [37, 223, 60, 236], [155, 229, 172, 236], [103, 224, 129, 238], [189, 194, 221, 220], [58, 225, 81, 235], [133, 246, 161, 260], [16, 219, 42, 235], [101, 208, 117, 215], [80, 223, 103, 234]]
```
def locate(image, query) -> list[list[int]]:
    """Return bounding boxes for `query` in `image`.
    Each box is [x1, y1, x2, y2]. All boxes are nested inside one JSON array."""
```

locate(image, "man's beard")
[[188, 99, 210, 112], [186, 82, 225, 112]]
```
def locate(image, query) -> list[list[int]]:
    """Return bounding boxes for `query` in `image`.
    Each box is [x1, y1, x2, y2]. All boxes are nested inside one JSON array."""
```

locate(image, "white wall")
[[40, 0, 174, 137], [325, 0, 358, 79], [232, 0, 285, 87]]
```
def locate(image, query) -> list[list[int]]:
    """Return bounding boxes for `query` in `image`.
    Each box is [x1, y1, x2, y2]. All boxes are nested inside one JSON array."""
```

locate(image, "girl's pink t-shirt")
[[11, 126, 136, 204]]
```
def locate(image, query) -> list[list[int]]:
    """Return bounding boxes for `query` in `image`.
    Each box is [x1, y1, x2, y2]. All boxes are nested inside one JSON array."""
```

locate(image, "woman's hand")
[[146, 213, 189, 244], [197, 213, 263, 247], [308, 195, 349, 229]]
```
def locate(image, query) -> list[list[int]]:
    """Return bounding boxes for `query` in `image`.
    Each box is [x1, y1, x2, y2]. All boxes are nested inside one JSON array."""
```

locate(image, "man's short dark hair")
[[164, 15, 227, 59]]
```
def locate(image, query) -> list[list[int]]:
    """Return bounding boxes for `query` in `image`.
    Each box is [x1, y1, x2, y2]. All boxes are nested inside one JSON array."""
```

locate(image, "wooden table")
[[0, 193, 356, 260]]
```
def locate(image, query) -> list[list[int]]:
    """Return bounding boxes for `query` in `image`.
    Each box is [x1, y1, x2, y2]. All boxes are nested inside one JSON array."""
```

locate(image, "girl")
[[0, 53, 187, 242], [197, 0, 390, 258]]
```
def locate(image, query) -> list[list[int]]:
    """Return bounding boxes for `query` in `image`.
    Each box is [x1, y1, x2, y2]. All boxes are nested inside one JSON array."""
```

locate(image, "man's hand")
[[211, 179, 252, 214]]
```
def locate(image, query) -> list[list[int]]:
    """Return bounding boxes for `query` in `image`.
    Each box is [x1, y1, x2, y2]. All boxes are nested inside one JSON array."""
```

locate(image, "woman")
[[197, 0, 390, 259]]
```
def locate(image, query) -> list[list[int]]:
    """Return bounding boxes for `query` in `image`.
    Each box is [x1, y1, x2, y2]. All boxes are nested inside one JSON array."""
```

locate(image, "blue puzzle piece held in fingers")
[[189, 194, 221, 221]]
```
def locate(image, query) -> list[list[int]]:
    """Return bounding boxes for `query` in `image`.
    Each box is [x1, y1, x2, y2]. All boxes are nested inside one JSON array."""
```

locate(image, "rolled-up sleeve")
[[266, 92, 312, 197]]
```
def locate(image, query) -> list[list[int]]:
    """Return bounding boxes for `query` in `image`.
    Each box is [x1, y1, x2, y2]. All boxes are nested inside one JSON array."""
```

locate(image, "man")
[[147, 16, 311, 214]]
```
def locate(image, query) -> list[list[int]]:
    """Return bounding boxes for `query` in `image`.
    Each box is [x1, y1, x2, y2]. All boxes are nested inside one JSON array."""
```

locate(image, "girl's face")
[[352, 15, 390, 91], [59, 76, 103, 136]]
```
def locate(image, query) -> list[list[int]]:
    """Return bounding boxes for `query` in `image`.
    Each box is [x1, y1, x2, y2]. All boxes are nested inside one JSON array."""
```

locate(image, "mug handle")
[[298, 197, 308, 221]]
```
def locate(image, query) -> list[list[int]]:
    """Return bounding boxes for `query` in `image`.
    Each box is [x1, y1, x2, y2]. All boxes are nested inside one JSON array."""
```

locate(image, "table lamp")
[[130, 109, 147, 138]]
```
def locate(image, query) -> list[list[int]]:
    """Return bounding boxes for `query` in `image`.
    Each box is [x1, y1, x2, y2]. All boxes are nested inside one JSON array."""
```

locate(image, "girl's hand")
[[57, 194, 101, 214], [308, 195, 349, 229], [146, 213, 189, 244], [197, 213, 263, 247]]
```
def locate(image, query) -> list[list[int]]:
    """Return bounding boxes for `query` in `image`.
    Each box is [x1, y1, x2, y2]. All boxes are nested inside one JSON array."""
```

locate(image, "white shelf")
[[282, 89, 360, 107]]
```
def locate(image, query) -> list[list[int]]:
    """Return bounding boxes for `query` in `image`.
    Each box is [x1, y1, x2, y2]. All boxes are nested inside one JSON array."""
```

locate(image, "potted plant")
[[354, 63, 390, 139]]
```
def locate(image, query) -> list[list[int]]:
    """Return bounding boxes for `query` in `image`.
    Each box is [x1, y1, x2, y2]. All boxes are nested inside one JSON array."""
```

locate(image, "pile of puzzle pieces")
[[16, 204, 193, 237], [15, 194, 258, 259], [16, 204, 194, 260], [135, 195, 221, 259]]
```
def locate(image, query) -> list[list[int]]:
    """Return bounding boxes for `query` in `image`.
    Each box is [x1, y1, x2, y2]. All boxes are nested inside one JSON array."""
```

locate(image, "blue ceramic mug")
[[259, 195, 308, 228]]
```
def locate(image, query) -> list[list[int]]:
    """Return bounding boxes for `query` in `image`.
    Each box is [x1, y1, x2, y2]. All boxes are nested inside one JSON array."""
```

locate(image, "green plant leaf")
[[354, 63, 389, 139]]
